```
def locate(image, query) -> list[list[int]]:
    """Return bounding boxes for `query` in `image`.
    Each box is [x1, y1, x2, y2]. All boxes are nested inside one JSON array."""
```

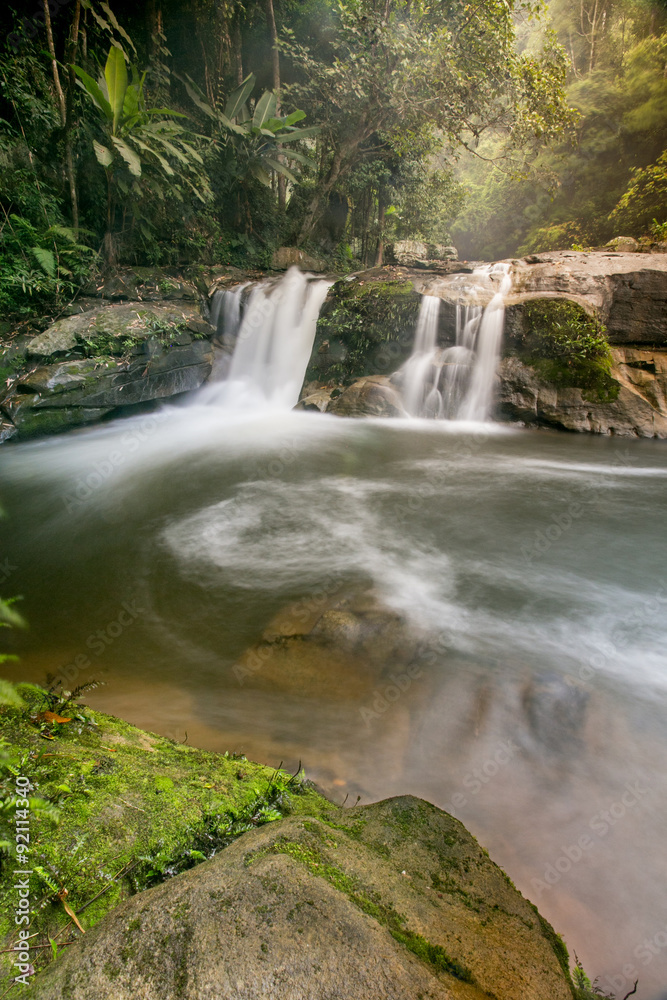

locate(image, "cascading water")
[[401, 262, 512, 421], [204, 266, 332, 410]]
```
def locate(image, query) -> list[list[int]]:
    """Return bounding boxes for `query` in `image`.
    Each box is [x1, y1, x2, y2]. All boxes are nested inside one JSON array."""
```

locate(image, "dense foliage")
[[0, 0, 576, 313], [452, 0, 667, 257]]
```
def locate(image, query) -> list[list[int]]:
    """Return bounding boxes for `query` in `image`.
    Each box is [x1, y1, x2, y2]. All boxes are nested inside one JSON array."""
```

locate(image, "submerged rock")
[[328, 375, 406, 417], [30, 795, 574, 1000]]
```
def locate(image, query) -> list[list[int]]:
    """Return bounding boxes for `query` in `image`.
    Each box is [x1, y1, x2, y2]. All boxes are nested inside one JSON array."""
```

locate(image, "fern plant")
[[0, 216, 96, 316]]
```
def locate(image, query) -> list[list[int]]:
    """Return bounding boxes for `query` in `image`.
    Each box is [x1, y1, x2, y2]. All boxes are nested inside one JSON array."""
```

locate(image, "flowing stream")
[[1, 270, 666, 998]]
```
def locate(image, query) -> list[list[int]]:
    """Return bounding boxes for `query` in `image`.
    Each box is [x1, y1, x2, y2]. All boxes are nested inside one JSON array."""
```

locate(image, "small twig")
[[118, 798, 147, 814]]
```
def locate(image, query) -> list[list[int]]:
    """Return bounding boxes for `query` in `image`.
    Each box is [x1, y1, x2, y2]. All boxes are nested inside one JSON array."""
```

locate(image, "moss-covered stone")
[[0, 694, 330, 987], [510, 299, 620, 403], [25, 793, 577, 1000], [307, 276, 421, 384]]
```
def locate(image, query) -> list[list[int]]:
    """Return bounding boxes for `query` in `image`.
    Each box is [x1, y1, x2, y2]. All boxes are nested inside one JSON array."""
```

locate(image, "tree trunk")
[[265, 0, 285, 211], [232, 14, 244, 85], [298, 127, 367, 243], [43, 0, 79, 233], [375, 198, 386, 266], [65, 0, 81, 235]]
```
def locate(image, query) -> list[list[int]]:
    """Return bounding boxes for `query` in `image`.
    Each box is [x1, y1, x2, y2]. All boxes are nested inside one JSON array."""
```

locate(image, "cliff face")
[[305, 252, 667, 437]]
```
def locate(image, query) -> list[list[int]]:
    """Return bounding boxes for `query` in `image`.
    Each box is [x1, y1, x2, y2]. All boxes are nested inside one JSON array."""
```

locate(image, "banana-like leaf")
[[111, 136, 142, 176], [253, 91, 277, 129], [263, 157, 298, 184], [279, 147, 317, 169], [276, 126, 321, 143], [122, 84, 139, 123], [225, 74, 255, 120], [132, 137, 175, 176], [151, 136, 189, 165], [99, 2, 137, 53], [175, 73, 217, 119], [93, 140, 114, 167], [73, 65, 113, 120], [250, 162, 272, 187], [30, 246, 56, 277], [282, 109, 307, 126], [218, 112, 247, 136], [105, 45, 128, 135]]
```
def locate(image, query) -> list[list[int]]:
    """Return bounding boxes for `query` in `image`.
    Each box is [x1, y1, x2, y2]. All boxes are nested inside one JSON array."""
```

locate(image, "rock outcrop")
[[308, 252, 667, 435], [0, 269, 224, 441], [29, 795, 574, 1000], [1, 302, 214, 439]]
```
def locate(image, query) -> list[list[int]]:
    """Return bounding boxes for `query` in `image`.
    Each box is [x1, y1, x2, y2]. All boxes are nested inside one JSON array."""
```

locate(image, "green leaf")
[[93, 140, 114, 168], [30, 247, 56, 277], [282, 109, 306, 126], [263, 158, 297, 184], [105, 44, 128, 135], [0, 680, 24, 709], [111, 136, 142, 177], [175, 73, 217, 120], [253, 91, 277, 129], [276, 126, 320, 143], [279, 148, 317, 168], [224, 74, 255, 120], [99, 2, 137, 53], [72, 65, 113, 120], [132, 137, 175, 176], [122, 83, 139, 123], [249, 163, 272, 187]]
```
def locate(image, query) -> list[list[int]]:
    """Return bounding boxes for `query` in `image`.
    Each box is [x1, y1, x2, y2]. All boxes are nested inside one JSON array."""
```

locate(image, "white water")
[[401, 263, 512, 421], [204, 267, 332, 410]]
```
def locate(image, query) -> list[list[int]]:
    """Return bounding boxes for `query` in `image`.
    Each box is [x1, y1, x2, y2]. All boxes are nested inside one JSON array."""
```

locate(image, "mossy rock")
[[25, 303, 213, 361], [0, 696, 329, 988], [26, 793, 576, 1000], [507, 298, 620, 403], [307, 276, 421, 384]]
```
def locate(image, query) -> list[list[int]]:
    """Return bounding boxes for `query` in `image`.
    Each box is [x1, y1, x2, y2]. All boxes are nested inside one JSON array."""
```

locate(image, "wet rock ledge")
[[0, 697, 576, 999]]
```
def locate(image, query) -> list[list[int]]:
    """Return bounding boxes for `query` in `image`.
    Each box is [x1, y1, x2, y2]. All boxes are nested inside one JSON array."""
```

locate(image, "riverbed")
[[1, 404, 666, 998]]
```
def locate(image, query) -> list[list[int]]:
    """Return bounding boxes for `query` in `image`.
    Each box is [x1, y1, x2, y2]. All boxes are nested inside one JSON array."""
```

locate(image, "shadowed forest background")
[[0, 0, 666, 319]]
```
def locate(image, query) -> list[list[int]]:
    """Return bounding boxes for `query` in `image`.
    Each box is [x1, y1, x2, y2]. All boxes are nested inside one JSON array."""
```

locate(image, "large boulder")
[[30, 795, 574, 1000], [2, 302, 216, 440], [327, 375, 406, 417], [497, 353, 667, 437], [4, 341, 213, 439], [271, 247, 327, 272], [25, 302, 212, 358]]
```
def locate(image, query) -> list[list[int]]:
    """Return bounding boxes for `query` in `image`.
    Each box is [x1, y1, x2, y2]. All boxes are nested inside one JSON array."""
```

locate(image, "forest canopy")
[[0, 0, 666, 312]]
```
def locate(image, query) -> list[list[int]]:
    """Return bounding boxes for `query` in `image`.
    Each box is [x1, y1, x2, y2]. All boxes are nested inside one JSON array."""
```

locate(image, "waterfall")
[[400, 262, 512, 421], [204, 267, 332, 410], [402, 296, 443, 417]]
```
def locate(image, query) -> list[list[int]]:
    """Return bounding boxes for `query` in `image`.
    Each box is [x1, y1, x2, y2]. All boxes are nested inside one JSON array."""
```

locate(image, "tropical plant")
[[73, 43, 212, 261], [0, 215, 96, 316], [180, 72, 318, 231]]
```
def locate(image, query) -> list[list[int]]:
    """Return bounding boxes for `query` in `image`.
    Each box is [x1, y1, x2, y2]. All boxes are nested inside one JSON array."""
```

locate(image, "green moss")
[[307, 278, 421, 383], [0, 693, 328, 988], [520, 299, 619, 402], [248, 832, 474, 984]]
